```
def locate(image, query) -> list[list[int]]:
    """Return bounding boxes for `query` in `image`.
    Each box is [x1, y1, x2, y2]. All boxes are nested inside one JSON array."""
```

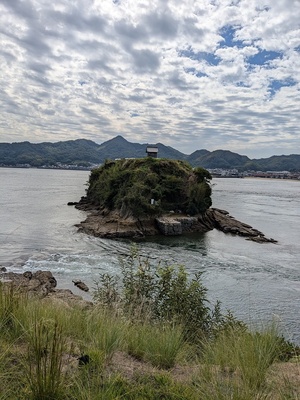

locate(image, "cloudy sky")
[[0, 0, 299, 157]]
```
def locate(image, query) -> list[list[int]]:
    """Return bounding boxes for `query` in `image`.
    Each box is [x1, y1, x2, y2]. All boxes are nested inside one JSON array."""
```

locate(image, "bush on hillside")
[[93, 247, 238, 343]]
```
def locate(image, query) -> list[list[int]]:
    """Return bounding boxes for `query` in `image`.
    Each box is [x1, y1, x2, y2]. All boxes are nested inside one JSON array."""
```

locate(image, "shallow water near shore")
[[0, 168, 299, 343]]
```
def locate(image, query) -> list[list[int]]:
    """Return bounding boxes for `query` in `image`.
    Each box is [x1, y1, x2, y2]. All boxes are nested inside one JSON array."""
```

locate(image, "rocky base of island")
[[73, 199, 277, 244]]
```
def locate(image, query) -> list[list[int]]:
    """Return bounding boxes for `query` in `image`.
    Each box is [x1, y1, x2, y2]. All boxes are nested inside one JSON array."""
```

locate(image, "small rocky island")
[[73, 158, 276, 244]]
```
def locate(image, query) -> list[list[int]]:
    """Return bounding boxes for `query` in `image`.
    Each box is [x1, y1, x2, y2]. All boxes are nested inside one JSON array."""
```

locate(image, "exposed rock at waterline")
[[156, 216, 207, 236], [0, 270, 93, 308], [205, 208, 277, 243], [156, 217, 183, 235], [73, 280, 89, 292], [0, 270, 57, 296], [74, 198, 277, 244], [67, 201, 79, 206], [75, 205, 158, 239]]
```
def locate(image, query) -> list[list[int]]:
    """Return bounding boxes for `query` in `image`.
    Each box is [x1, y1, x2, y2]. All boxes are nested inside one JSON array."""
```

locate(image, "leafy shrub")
[[187, 181, 212, 215], [93, 248, 225, 343]]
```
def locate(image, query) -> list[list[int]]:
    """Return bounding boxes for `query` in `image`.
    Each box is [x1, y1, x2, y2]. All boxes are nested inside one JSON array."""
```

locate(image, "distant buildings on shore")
[[0, 162, 99, 171], [208, 168, 300, 180]]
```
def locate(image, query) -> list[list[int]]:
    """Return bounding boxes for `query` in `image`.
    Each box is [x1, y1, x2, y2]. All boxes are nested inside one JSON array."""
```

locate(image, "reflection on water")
[[133, 232, 208, 255]]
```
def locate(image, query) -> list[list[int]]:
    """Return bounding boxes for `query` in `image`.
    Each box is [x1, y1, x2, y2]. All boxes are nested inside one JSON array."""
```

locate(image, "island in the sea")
[[73, 157, 277, 243]]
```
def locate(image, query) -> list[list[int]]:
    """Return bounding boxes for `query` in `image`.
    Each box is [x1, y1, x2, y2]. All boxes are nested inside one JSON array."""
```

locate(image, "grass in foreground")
[[0, 255, 299, 400]]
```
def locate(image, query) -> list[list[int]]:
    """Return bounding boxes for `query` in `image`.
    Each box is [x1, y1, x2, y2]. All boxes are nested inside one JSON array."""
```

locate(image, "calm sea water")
[[0, 168, 299, 343]]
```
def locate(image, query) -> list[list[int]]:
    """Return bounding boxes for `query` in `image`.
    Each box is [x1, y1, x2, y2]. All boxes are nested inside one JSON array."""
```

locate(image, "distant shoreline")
[[1, 165, 300, 180], [0, 165, 92, 171], [243, 176, 300, 182]]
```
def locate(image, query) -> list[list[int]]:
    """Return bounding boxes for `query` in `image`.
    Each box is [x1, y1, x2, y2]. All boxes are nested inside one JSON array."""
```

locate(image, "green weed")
[[25, 319, 67, 400], [127, 322, 183, 369]]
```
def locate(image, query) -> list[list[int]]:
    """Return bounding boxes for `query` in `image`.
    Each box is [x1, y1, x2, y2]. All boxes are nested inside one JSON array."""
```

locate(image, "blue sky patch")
[[219, 25, 245, 48], [268, 78, 297, 98], [248, 50, 282, 66]]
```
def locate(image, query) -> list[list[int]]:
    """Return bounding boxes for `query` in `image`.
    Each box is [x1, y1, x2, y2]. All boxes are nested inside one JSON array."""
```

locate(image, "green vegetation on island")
[[86, 158, 212, 218]]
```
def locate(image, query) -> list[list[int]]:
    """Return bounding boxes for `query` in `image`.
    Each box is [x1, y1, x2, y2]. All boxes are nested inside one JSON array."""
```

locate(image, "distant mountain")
[[0, 136, 299, 171], [0, 139, 101, 167], [247, 154, 300, 172], [188, 150, 250, 169], [95, 135, 185, 160], [187, 149, 210, 166]]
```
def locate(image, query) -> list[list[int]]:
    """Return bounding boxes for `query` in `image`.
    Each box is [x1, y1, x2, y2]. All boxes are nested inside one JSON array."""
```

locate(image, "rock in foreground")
[[0, 270, 92, 308]]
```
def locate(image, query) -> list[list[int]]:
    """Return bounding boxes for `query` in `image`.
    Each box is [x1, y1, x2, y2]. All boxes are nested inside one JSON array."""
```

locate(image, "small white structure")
[[146, 146, 158, 158]]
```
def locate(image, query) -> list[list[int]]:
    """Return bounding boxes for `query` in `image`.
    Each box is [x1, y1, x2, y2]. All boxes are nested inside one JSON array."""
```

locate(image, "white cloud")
[[0, 0, 299, 157]]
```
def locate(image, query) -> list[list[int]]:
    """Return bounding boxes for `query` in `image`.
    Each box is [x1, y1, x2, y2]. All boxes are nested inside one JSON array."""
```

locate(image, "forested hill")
[[1, 135, 299, 171]]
